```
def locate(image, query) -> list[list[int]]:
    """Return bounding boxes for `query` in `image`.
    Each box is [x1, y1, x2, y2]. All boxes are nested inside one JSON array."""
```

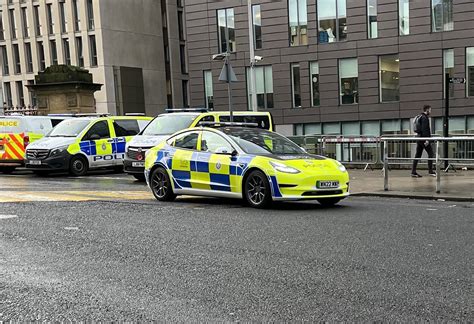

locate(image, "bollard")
[[384, 140, 389, 191]]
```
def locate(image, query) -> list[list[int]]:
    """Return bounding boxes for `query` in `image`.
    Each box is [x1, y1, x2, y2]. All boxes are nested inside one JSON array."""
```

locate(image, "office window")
[[50, 40, 58, 65], [47, 4, 54, 35], [25, 43, 33, 73], [0, 11, 4, 41], [9, 9, 16, 39], [467, 48, 474, 97], [27, 80, 37, 107], [253, 5, 262, 49], [16, 81, 24, 107], [339, 58, 358, 104], [318, 0, 347, 43], [182, 80, 189, 107], [432, 0, 453, 32], [399, 0, 409, 35], [310, 62, 320, 106], [89, 35, 97, 66], [367, 0, 377, 38], [73, 0, 81, 31], [291, 63, 301, 108], [246, 65, 273, 109], [4, 82, 12, 107], [289, 0, 307, 46], [1, 46, 9, 75], [37, 41, 45, 71], [60, 1, 67, 33], [87, 0, 94, 30], [204, 70, 213, 109], [217, 8, 236, 53], [13, 44, 20, 74], [76, 37, 84, 67], [180, 44, 186, 74], [21, 8, 29, 38], [63, 38, 71, 65], [379, 55, 400, 102], [178, 11, 184, 41], [34, 5, 41, 36], [443, 49, 454, 98]]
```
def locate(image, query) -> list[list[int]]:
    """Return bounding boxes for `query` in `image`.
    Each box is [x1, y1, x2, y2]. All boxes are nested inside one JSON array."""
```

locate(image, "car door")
[[80, 120, 113, 168], [112, 119, 141, 164], [168, 130, 200, 190], [197, 130, 235, 192]]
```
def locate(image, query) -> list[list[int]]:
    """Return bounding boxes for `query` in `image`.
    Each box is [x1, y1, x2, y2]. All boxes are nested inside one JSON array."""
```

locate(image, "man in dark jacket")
[[411, 105, 436, 177]]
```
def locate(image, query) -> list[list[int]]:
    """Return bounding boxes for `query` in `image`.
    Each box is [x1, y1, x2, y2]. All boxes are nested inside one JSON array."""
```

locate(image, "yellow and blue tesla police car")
[[145, 126, 349, 208]]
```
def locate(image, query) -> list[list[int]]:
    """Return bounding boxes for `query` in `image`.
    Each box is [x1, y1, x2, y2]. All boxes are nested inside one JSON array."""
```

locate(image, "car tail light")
[[23, 135, 30, 148]]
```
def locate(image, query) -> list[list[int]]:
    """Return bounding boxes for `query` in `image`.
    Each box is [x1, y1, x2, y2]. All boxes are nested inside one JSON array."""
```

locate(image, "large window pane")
[[253, 5, 262, 49], [1, 45, 9, 75], [13, 44, 21, 74], [367, 0, 378, 39], [318, 0, 346, 43], [291, 63, 301, 108], [399, 0, 409, 35], [432, 0, 453, 32], [310, 62, 320, 106], [204, 70, 214, 110], [443, 49, 454, 98], [217, 8, 236, 53], [337, 0, 347, 41], [339, 58, 358, 104], [467, 48, 474, 97], [9, 9, 16, 39], [380, 55, 400, 102], [246, 66, 273, 109], [289, 0, 307, 46]]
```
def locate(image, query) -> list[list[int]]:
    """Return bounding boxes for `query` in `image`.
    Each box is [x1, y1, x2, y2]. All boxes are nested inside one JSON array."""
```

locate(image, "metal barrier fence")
[[382, 137, 474, 193]]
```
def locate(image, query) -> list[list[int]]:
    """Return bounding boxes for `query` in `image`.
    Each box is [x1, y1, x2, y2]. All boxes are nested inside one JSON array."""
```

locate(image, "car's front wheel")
[[244, 170, 272, 209], [150, 167, 176, 202], [317, 198, 342, 207]]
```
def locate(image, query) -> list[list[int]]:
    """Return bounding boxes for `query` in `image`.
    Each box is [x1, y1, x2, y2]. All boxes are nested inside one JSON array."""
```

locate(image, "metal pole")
[[443, 73, 450, 170], [383, 140, 389, 191], [247, 0, 257, 112], [436, 140, 441, 193], [224, 13, 233, 122]]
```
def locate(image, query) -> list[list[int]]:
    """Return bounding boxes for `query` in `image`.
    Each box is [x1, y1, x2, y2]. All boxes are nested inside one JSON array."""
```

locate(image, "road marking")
[[64, 227, 79, 231], [0, 214, 18, 219], [0, 190, 153, 202], [426, 208, 438, 211]]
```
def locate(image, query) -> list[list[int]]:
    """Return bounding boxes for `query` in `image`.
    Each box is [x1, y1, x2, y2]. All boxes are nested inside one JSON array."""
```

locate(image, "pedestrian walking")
[[411, 105, 436, 178]]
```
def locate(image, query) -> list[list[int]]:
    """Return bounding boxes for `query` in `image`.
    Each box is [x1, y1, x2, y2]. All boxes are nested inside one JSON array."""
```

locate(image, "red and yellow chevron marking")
[[0, 133, 25, 161]]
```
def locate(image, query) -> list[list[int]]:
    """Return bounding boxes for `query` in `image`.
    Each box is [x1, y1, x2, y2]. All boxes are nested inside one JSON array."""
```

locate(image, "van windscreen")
[[48, 119, 90, 137]]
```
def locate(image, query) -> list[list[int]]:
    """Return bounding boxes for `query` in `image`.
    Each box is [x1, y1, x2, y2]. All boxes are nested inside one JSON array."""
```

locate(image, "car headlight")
[[269, 161, 300, 174], [50, 146, 68, 157], [334, 160, 347, 172]]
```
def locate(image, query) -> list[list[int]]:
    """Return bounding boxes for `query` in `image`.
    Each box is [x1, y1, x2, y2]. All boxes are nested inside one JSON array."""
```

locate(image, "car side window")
[[201, 131, 233, 153], [113, 120, 140, 136], [172, 131, 199, 150], [83, 121, 110, 140]]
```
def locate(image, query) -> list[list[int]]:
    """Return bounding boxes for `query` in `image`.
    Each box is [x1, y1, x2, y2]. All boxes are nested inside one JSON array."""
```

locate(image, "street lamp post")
[[247, 0, 258, 112]]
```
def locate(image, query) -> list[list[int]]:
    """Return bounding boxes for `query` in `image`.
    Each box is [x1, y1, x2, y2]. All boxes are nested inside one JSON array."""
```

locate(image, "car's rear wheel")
[[150, 167, 176, 202], [133, 174, 146, 181], [244, 170, 272, 209], [317, 198, 342, 207], [69, 155, 88, 176]]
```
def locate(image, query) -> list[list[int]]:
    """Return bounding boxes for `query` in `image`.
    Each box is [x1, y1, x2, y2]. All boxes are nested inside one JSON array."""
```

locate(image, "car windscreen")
[[221, 127, 305, 155], [47, 119, 91, 137], [141, 114, 197, 136]]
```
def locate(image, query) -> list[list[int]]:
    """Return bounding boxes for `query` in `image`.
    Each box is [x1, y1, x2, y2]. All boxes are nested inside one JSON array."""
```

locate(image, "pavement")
[[349, 169, 474, 201]]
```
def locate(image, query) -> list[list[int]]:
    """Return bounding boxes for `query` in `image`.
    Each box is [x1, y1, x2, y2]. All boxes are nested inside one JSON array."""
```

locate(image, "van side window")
[[83, 121, 110, 140], [196, 115, 215, 126], [219, 115, 270, 130], [113, 120, 140, 136]]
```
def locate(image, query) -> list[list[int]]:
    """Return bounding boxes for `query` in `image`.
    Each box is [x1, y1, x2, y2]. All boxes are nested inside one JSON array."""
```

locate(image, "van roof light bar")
[[165, 108, 208, 113], [47, 113, 111, 117], [198, 121, 259, 128]]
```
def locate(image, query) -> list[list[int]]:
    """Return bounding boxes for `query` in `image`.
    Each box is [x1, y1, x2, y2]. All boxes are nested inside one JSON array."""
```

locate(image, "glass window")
[[382, 119, 401, 134], [253, 5, 262, 49], [323, 122, 340, 135], [63, 39, 71, 65], [76, 37, 84, 67], [1, 46, 9, 75], [217, 8, 236, 53], [60, 1, 67, 33], [432, 0, 453, 32], [246, 65, 273, 109], [318, 0, 347, 43], [180, 44, 186, 73], [13, 44, 21, 74], [113, 120, 140, 136], [342, 122, 360, 135], [48, 119, 89, 137], [367, 0, 378, 39], [50, 40, 58, 65], [305, 123, 321, 135], [87, 0, 95, 30], [16, 81, 24, 107], [201, 131, 233, 153], [339, 58, 358, 104], [172, 131, 199, 150], [28, 80, 37, 107], [399, 0, 409, 35], [182, 80, 189, 107], [33, 5, 41, 36], [25, 43, 33, 73], [73, 0, 81, 31], [443, 49, 454, 98], [178, 11, 185, 41], [37, 41, 45, 71], [84, 121, 110, 140], [289, 0, 308, 46], [9, 9, 16, 39], [291, 63, 301, 107], [0, 10, 4, 41], [448, 117, 465, 135], [361, 121, 380, 136], [219, 115, 271, 130], [310, 61, 320, 106], [380, 55, 400, 102], [21, 7, 29, 38], [204, 70, 214, 110], [467, 47, 474, 97], [47, 4, 54, 35], [467, 116, 474, 134], [142, 114, 197, 136], [4, 82, 12, 107], [89, 35, 98, 66]]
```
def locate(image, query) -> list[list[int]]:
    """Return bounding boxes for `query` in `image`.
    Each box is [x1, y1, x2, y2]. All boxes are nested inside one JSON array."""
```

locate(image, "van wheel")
[[150, 167, 176, 201], [70, 156, 88, 176], [0, 166, 16, 174]]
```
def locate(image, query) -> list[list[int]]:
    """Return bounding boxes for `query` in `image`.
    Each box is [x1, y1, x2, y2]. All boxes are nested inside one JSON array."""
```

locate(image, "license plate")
[[29, 160, 42, 165], [132, 161, 145, 167], [317, 181, 339, 189]]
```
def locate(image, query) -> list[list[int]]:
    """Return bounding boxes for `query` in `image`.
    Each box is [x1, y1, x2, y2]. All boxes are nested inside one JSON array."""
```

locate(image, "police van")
[[25, 115, 151, 175], [0, 115, 68, 173], [124, 110, 274, 180]]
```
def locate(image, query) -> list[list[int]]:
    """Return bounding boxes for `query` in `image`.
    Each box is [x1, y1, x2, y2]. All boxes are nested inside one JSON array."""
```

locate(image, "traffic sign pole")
[[443, 73, 450, 170]]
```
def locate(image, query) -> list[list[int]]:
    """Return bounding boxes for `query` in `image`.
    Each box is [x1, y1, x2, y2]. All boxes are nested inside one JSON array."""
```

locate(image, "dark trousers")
[[412, 141, 434, 173]]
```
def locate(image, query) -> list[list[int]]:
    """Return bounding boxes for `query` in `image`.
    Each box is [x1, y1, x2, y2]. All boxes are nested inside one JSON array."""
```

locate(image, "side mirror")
[[89, 134, 100, 140], [215, 147, 237, 156]]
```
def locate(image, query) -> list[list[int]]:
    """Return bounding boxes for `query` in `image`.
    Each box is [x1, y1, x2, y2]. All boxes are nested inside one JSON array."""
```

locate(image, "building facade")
[[0, 0, 188, 115], [185, 0, 474, 136]]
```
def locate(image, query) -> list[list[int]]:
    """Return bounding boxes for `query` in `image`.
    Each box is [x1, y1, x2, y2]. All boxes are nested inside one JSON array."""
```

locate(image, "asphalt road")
[[0, 172, 472, 321]]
